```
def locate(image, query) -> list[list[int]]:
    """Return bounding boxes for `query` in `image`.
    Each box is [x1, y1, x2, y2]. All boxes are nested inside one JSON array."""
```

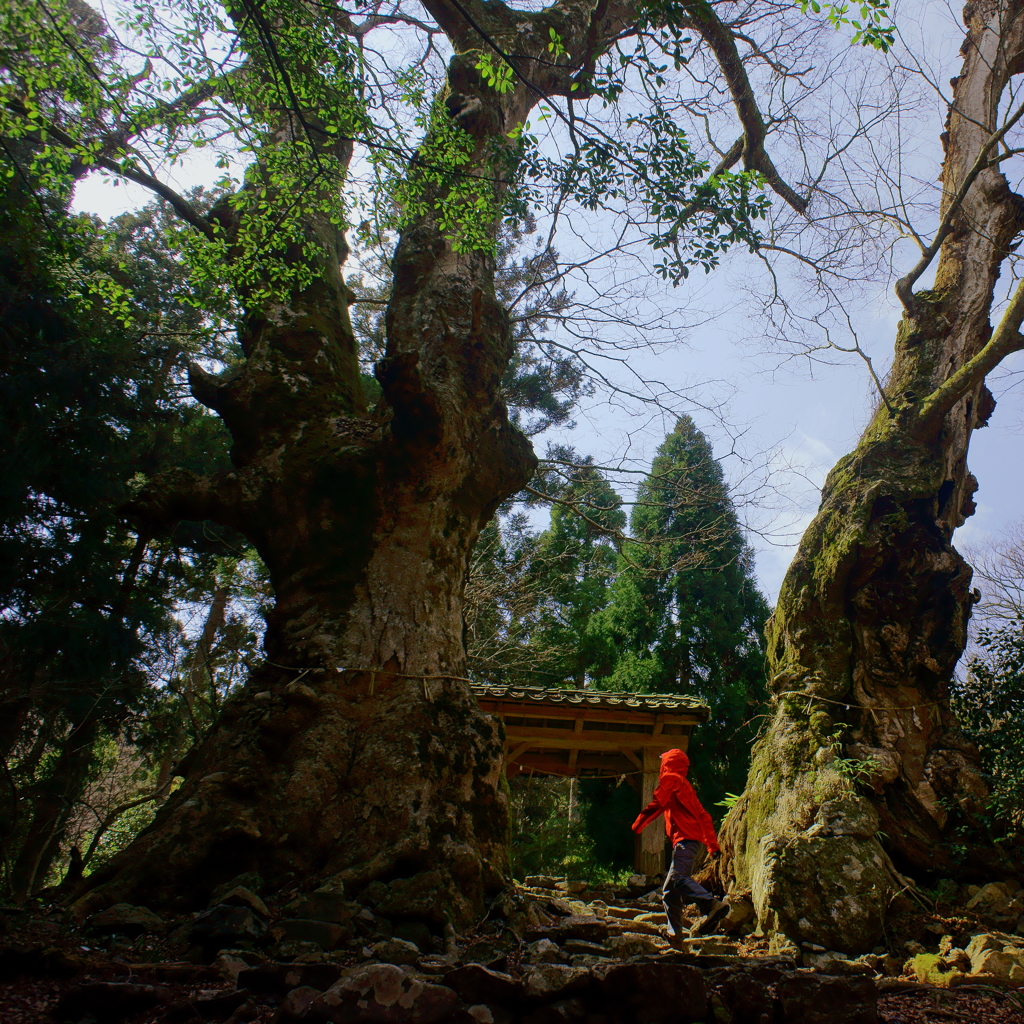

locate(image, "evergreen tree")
[[589, 416, 770, 812], [526, 463, 626, 687]]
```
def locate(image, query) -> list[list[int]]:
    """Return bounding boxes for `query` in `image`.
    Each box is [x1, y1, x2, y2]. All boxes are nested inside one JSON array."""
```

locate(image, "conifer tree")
[[590, 416, 769, 809]]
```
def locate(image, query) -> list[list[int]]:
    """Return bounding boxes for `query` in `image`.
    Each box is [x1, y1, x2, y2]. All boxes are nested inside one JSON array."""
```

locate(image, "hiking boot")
[[694, 898, 730, 935]]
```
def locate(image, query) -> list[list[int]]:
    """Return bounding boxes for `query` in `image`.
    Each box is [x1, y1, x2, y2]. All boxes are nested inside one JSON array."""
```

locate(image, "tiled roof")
[[471, 684, 709, 719]]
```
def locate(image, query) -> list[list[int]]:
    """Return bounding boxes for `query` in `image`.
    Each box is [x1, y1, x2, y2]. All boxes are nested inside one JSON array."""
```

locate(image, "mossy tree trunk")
[[72, 0, 636, 925], [720, 0, 1024, 954]]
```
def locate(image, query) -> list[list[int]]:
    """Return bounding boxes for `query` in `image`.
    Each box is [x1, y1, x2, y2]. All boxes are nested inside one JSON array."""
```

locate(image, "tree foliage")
[[589, 416, 769, 809]]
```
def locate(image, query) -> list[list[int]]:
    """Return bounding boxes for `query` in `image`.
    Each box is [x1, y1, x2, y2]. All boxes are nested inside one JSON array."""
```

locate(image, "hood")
[[659, 748, 690, 778]]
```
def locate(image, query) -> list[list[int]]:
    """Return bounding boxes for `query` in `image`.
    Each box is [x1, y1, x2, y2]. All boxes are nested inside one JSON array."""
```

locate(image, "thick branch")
[[684, 2, 807, 213], [914, 276, 1024, 433], [895, 99, 1024, 313]]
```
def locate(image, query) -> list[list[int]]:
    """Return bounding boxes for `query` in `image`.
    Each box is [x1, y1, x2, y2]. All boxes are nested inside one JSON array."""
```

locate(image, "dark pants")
[[662, 840, 714, 938]]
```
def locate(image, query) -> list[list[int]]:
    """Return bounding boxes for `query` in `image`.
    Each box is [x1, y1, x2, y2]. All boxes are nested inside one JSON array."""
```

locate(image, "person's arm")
[[631, 789, 665, 834]]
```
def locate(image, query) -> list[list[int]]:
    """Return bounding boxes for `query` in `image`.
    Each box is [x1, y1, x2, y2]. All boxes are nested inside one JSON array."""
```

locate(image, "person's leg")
[[662, 840, 709, 938]]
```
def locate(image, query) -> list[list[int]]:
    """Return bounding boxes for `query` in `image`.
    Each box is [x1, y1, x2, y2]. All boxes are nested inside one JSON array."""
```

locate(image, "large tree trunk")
[[72, 0, 634, 926], [720, 0, 1024, 954]]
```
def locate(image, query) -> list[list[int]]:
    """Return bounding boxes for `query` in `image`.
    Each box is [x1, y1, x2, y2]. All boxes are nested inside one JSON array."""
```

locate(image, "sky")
[[68, 0, 1024, 608]]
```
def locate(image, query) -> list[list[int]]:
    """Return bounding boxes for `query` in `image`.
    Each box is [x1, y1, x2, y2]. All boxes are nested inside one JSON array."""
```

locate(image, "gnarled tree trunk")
[[720, 0, 1024, 954], [72, 0, 634, 926]]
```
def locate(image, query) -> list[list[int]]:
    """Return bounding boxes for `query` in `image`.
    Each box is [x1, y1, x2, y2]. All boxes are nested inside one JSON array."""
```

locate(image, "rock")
[[216, 952, 253, 983], [613, 918, 664, 937], [590, 961, 705, 1024], [519, 997, 588, 1024], [190, 905, 268, 952], [588, 900, 608, 918], [524, 938, 566, 964], [88, 903, 166, 936], [775, 973, 877, 1023], [211, 873, 265, 904], [969, 948, 1024, 985], [966, 882, 1014, 916], [903, 940, 927, 955], [562, 939, 612, 958], [710, 972, 773, 1024], [719, 894, 757, 934], [237, 962, 344, 996], [275, 940, 328, 960], [191, 987, 253, 1020], [361, 872, 450, 927], [394, 920, 433, 952], [521, 964, 591, 1002], [603, 933, 668, 956], [213, 886, 271, 919], [524, 876, 561, 890], [371, 939, 422, 966], [311, 963, 459, 1023], [283, 893, 358, 926], [754, 832, 893, 954], [55, 981, 169, 1020], [677, 937, 740, 956], [443, 963, 521, 1003], [279, 985, 322, 1021], [802, 949, 849, 971], [965, 932, 1006, 964], [276, 919, 346, 951], [525, 915, 610, 943], [554, 881, 588, 894]]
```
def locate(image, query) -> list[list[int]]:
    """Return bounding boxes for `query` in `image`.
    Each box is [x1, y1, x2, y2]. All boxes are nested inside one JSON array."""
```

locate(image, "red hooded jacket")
[[631, 748, 719, 853]]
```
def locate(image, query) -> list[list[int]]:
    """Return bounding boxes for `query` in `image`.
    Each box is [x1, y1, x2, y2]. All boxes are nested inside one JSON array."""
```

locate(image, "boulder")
[[237, 962, 344, 996], [212, 886, 270, 919], [370, 939, 421, 966], [361, 872, 449, 927], [310, 963, 459, 1023], [754, 832, 893, 954], [55, 982, 169, 1020], [443, 963, 521, 1004], [524, 915, 610, 944], [524, 939, 566, 964], [279, 985, 322, 1021], [603, 933, 668, 957], [283, 892, 358, 927], [708, 972, 773, 1024], [774, 974, 877, 1024], [276, 919, 346, 951], [210, 872, 265, 904], [562, 939, 612, 958], [969, 948, 1024, 986], [88, 903, 166, 936], [523, 876, 561, 890], [521, 964, 591, 1002], [590, 961, 705, 1024], [189, 905, 268, 952]]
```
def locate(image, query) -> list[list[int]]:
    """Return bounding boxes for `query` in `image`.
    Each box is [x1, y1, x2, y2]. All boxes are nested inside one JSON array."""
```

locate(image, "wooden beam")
[[501, 729, 676, 752], [635, 746, 666, 877]]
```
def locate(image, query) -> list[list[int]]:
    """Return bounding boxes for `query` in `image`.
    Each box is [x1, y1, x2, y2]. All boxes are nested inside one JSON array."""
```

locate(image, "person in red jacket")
[[632, 748, 730, 943]]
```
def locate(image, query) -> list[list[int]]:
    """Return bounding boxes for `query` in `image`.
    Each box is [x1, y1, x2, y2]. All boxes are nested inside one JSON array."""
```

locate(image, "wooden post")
[[634, 746, 665, 876]]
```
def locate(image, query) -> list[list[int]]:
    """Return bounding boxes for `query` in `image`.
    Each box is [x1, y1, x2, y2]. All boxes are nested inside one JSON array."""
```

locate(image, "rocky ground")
[[3, 872, 1024, 1023]]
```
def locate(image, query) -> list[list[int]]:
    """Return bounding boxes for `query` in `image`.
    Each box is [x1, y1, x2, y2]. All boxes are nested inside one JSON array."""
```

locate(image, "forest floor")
[[2, 873, 1024, 1024]]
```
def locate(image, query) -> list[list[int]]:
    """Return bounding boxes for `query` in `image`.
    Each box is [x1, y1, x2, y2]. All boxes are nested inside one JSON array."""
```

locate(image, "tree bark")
[[72, 0, 639, 926], [719, 0, 1024, 954]]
